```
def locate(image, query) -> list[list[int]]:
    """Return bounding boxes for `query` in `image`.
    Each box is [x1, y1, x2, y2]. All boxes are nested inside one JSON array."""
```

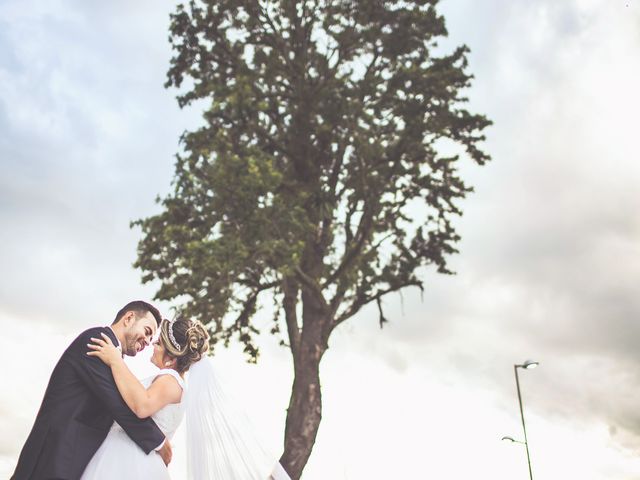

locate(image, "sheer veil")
[[185, 357, 291, 480]]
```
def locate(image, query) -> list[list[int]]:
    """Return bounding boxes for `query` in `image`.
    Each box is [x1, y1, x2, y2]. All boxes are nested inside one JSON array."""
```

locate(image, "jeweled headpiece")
[[167, 318, 181, 350]]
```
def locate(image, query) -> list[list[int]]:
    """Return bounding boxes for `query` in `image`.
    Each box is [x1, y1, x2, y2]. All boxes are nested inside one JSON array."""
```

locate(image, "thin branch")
[[332, 280, 423, 327], [237, 279, 279, 291], [257, 4, 296, 73], [376, 297, 388, 329], [324, 199, 375, 288], [231, 278, 279, 324]]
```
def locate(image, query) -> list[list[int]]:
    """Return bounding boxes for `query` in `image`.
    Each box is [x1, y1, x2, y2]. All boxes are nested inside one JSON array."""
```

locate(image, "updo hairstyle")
[[159, 316, 209, 373]]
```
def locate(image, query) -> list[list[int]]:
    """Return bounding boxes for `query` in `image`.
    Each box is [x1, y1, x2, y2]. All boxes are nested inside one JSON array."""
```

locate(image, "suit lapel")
[[104, 326, 123, 356]]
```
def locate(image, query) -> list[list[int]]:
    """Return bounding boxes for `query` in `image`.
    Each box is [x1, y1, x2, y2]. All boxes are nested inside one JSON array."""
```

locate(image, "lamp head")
[[522, 360, 539, 369]]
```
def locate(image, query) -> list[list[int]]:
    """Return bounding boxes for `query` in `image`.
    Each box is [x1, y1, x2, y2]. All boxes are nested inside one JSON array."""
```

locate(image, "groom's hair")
[[112, 300, 162, 326]]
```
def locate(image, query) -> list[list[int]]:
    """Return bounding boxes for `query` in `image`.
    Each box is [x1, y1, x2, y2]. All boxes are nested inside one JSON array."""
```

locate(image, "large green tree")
[[134, 1, 490, 477]]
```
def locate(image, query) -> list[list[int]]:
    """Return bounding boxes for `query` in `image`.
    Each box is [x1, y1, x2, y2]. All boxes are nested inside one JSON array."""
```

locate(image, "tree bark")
[[280, 284, 329, 479], [280, 348, 323, 479]]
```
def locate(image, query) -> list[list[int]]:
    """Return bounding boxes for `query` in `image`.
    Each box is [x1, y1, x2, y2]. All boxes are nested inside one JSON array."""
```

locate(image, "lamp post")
[[514, 360, 538, 480]]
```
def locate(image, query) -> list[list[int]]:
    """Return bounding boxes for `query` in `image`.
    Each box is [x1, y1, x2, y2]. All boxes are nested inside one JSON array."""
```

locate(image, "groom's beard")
[[122, 335, 146, 356]]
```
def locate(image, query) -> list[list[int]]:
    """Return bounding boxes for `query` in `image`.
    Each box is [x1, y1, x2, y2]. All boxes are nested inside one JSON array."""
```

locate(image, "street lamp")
[[520, 360, 539, 370], [513, 359, 539, 480]]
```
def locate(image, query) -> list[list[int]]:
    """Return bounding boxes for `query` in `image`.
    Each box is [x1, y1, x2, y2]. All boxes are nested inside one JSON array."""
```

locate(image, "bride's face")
[[151, 338, 173, 369], [150, 339, 163, 368]]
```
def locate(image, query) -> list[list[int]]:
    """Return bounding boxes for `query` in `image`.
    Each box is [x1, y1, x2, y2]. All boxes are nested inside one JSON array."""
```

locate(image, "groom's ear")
[[121, 311, 135, 327]]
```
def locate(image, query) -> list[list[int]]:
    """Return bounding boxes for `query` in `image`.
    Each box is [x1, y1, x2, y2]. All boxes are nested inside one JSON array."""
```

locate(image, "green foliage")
[[134, 0, 491, 361]]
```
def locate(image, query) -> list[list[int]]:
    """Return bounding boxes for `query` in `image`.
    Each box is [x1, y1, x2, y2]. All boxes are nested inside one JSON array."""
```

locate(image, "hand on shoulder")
[[86, 333, 122, 367]]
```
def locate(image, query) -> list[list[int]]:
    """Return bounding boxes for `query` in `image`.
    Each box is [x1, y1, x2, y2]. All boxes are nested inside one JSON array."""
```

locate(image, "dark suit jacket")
[[11, 326, 165, 480]]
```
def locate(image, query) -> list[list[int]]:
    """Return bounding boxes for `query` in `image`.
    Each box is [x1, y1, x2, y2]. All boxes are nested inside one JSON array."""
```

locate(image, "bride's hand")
[[87, 333, 122, 366]]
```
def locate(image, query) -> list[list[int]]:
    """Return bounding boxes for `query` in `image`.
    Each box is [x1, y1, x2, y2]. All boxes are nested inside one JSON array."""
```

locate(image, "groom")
[[11, 300, 171, 480]]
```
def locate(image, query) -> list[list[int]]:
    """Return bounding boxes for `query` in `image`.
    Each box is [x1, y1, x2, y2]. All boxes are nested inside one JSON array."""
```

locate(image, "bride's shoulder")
[[147, 371, 184, 406], [154, 369, 185, 390]]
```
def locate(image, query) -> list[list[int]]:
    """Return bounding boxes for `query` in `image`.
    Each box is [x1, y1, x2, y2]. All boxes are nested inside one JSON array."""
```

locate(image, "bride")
[[82, 316, 290, 480]]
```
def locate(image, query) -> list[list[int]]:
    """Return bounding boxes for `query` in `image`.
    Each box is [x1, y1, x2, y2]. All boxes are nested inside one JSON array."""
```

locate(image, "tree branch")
[[324, 199, 375, 288], [332, 279, 423, 328], [295, 266, 330, 315], [282, 277, 301, 358]]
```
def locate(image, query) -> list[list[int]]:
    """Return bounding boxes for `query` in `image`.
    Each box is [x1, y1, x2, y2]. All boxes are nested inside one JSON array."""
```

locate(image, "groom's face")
[[121, 311, 157, 357]]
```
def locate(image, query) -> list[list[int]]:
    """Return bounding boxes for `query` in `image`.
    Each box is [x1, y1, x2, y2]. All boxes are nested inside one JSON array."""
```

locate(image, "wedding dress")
[[80, 368, 184, 479], [81, 361, 291, 480]]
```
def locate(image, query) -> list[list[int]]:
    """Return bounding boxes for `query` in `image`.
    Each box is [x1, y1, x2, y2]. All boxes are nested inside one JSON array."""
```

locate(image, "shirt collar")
[[106, 325, 122, 351]]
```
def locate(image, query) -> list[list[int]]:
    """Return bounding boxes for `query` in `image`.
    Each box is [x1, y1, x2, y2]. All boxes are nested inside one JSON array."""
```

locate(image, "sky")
[[1, 0, 639, 478]]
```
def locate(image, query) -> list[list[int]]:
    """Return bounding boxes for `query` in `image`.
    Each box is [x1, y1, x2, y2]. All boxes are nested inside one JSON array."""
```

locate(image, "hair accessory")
[[167, 318, 181, 350]]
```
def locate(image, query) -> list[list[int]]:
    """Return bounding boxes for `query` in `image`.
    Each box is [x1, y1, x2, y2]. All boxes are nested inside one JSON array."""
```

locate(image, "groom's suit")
[[11, 326, 165, 480]]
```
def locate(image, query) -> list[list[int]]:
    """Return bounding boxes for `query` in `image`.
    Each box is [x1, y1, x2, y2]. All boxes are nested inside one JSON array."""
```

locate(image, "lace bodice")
[[110, 369, 185, 440]]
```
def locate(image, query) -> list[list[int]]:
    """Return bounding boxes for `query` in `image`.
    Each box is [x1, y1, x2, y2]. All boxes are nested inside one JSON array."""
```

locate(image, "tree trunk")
[[279, 232, 331, 478], [280, 350, 323, 479], [280, 291, 329, 479]]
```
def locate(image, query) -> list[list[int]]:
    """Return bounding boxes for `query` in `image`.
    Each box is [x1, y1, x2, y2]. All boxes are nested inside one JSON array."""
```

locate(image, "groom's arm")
[[70, 328, 166, 455]]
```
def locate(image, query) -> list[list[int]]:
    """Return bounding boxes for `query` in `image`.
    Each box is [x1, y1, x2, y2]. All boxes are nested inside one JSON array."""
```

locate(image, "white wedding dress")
[[80, 369, 184, 479], [81, 360, 291, 480]]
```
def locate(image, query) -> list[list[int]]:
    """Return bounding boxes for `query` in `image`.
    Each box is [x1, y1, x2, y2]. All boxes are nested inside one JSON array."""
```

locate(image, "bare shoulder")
[[150, 373, 183, 403]]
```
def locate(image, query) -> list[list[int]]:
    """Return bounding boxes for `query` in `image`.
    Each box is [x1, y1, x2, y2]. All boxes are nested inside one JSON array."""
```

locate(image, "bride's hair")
[[159, 316, 209, 373]]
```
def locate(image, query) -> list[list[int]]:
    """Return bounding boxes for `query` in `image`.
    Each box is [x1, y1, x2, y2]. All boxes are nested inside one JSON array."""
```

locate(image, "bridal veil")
[[185, 357, 291, 480]]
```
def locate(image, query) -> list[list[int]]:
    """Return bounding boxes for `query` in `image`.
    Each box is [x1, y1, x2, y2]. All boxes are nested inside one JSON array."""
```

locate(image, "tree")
[[133, 1, 490, 477]]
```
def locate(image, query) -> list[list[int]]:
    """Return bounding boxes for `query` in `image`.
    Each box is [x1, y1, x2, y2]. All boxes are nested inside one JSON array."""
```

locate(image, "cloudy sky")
[[1, 0, 639, 478]]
